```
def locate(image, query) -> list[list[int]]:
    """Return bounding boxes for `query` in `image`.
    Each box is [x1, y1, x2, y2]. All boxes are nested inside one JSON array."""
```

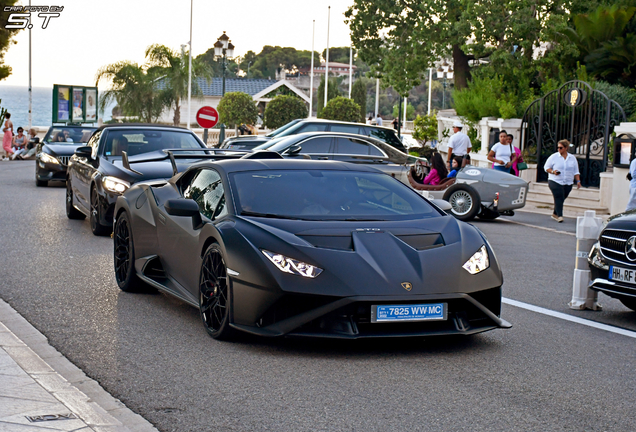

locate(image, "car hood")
[[105, 155, 203, 184], [233, 215, 502, 297], [605, 209, 636, 230], [42, 144, 82, 156]]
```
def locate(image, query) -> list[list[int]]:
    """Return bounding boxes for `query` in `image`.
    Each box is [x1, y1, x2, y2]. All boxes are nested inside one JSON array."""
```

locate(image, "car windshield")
[[369, 128, 404, 148], [265, 119, 302, 137], [43, 127, 96, 144], [103, 129, 203, 158], [230, 169, 439, 221]]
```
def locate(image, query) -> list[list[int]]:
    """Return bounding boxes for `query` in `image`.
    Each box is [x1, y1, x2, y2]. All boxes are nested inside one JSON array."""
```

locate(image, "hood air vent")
[[395, 233, 444, 251]]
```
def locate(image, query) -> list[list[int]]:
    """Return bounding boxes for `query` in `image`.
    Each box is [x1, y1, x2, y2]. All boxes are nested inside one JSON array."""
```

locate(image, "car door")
[[158, 168, 227, 297], [72, 130, 101, 211]]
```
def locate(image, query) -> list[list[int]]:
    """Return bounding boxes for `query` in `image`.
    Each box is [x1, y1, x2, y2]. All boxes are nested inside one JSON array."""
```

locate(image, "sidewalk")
[[0, 300, 158, 432]]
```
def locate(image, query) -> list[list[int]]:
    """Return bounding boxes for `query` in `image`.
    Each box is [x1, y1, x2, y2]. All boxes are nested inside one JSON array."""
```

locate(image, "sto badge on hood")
[[401, 282, 413, 291]]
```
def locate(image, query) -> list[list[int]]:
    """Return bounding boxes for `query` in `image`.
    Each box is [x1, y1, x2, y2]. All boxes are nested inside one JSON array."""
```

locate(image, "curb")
[[0, 299, 158, 432]]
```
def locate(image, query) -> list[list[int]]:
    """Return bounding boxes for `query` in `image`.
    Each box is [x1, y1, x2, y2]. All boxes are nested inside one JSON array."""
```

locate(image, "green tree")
[[319, 97, 361, 122], [351, 78, 367, 121], [95, 61, 164, 123], [315, 75, 341, 116], [264, 95, 308, 129], [0, 0, 22, 80], [145, 44, 212, 126], [217, 92, 258, 128], [412, 112, 438, 145], [392, 103, 415, 121], [322, 47, 355, 64]]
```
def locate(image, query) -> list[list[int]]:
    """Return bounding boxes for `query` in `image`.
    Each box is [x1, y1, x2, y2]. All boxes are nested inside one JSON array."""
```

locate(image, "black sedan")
[[589, 210, 636, 311], [66, 124, 209, 236], [35, 125, 97, 186], [113, 158, 511, 340]]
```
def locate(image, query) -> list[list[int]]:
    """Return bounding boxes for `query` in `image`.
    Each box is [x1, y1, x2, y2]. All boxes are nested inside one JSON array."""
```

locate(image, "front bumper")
[[230, 287, 510, 338], [588, 242, 636, 300], [36, 160, 68, 181]]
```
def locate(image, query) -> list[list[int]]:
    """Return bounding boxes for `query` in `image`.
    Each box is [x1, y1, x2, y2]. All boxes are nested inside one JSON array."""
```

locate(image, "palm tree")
[[145, 44, 212, 126], [95, 61, 165, 123]]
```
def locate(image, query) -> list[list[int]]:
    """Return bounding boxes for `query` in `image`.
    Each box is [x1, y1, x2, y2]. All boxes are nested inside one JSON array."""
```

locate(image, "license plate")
[[609, 266, 636, 284], [371, 303, 447, 323]]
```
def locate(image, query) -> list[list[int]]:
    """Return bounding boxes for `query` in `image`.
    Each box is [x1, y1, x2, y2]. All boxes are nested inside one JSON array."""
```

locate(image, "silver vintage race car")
[[408, 164, 529, 221]]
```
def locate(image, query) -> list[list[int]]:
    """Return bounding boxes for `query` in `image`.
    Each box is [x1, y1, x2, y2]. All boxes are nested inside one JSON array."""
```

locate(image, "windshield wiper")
[[240, 211, 302, 220]]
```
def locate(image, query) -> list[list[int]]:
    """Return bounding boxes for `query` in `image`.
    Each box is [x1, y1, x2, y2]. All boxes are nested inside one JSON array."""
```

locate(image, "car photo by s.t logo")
[[4, 5, 63, 29]]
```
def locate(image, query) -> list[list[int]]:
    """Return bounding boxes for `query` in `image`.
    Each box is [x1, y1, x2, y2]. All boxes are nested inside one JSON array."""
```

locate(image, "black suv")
[[66, 124, 208, 236], [220, 119, 407, 153], [589, 210, 636, 311]]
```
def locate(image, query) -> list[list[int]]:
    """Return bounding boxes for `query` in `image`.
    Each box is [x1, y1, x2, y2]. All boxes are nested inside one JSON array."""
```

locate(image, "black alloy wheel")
[[90, 185, 111, 236], [113, 212, 145, 292], [65, 179, 85, 220], [199, 244, 235, 340]]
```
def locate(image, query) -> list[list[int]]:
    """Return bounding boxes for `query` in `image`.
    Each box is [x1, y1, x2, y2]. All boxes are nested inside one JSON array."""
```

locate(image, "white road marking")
[[499, 218, 576, 236], [502, 297, 636, 340]]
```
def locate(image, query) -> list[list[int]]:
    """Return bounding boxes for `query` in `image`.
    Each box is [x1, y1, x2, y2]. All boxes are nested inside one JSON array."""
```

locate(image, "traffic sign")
[[196, 106, 219, 129]]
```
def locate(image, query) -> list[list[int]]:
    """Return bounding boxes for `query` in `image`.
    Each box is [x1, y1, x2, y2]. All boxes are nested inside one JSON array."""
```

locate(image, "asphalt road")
[[2, 161, 636, 432]]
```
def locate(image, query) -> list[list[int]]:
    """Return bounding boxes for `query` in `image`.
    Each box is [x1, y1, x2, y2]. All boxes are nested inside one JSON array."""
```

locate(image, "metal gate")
[[521, 81, 626, 187]]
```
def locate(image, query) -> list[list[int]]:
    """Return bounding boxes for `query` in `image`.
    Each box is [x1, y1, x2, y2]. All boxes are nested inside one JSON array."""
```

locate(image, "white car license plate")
[[609, 266, 636, 284], [371, 303, 447, 323]]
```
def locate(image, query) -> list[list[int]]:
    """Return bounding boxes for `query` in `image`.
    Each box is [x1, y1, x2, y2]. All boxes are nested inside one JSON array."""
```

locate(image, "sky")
[[2, 0, 356, 88]]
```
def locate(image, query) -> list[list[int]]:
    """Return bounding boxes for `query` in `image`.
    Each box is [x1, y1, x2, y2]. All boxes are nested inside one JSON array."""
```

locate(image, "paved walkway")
[[0, 300, 157, 432]]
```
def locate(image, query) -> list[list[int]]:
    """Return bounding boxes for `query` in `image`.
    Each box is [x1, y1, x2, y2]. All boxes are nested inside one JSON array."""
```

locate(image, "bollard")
[[569, 210, 604, 310]]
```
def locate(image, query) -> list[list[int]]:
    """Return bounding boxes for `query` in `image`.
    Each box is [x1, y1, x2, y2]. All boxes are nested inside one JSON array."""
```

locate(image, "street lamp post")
[[214, 32, 235, 144], [436, 61, 453, 110]]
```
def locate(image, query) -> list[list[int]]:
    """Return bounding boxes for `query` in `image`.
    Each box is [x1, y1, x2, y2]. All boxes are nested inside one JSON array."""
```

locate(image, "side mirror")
[[432, 199, 452, 212], [286, 144, 302, 155], [74, 146, 92, 158], [164, 199, 203, 229]]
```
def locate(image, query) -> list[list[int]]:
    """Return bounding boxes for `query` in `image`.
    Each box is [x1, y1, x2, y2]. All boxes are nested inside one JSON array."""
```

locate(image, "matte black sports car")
[[589, 210, 636, 311], [113, 158, 511, 340], [35, 125, 97, 186], [66, 124, 209, 236]]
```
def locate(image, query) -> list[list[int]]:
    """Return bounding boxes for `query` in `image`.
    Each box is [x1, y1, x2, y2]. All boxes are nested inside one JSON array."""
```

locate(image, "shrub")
[[412, 112, 438, 145], [319, 97, 361, 122], [217, 92, 258, 128], [593, 81, 636, 119], [263, 95, 308, 130]]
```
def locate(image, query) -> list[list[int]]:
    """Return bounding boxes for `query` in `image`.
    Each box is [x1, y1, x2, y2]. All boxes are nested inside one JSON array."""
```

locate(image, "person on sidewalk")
[[2, 112, 13, 159], [488, 130, 517, 173], [544, 139, 581, 222], [446, 121, 471, 168], [626, 156, 636, 211]]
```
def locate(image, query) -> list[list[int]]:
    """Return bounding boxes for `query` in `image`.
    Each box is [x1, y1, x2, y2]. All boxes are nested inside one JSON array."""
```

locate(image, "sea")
[[0, 85, 115, 131]]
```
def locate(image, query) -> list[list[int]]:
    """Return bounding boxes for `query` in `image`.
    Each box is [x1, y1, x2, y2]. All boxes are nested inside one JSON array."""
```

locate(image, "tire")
[[199, 243, 235, 341], [66, 179, 85, 220], [478, 207, 500, 220], [35, 174, 48, 187], [90, 184, 111, 236], [113, 212, 146, 292], [443, 184, 480, 221], [620, 297, 636, 312]]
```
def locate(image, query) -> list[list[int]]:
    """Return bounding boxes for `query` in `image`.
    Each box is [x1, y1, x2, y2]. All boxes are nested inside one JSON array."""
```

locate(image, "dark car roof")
[[188, 158, 385, 175], [95, 123, 191, 132], [290, 118, 397, 132]]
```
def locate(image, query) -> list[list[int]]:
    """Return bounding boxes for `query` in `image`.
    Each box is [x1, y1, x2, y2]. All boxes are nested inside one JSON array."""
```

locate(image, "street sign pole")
[[203, 129, 208, 144]]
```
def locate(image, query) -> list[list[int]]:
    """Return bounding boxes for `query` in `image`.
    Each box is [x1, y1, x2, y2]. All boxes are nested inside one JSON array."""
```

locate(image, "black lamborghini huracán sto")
[[112, 157, 511, 340]]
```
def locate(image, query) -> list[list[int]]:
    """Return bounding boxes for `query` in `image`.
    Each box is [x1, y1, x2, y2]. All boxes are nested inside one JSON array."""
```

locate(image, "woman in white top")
[[544, 139, 581, 222], [487, 131, 517, 173]]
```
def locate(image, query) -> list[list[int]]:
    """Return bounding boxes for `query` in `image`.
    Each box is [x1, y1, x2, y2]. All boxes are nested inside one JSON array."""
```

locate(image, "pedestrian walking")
[[392, 118, 399, 130], [488, 130, 516, 173], [2, 112, 13, 159], [626, 156, 636, 211], [375, 114, 383, 126], [544, 139, 581, 222], [446, 121, 471, 167]]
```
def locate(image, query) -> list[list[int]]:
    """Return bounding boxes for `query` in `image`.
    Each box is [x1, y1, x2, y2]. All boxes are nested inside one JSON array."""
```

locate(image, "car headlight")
[[102, 176, 130, 194], [588, 241, 608, 270], [40, 153, 59, 164], [261, 250, 323, 278], [463, 245, 490, 275]]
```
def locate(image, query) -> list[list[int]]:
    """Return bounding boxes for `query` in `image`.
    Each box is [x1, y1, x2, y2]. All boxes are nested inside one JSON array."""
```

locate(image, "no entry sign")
[[196, 106, 219, 129]]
